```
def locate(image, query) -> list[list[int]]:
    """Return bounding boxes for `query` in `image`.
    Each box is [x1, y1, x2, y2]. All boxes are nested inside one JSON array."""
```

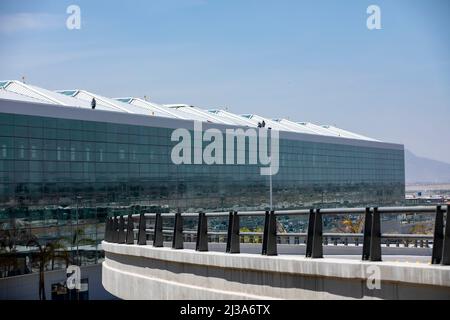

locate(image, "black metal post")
[[226, 212, 233, 253], [104, 218, 111, 242], [172, 212, 183, 249], [262, 211, 277, 256], [153, 213, 163, 247], [226, 211, 240, 253], [262, 211, 269, 255], [369, 207, 382, 261], [118, 215, 126, 244], [109, 217, 114, 242], [137, 212, 147, 245], [311, 209, 323, 258], [126, 214, 134, 244], [267, 211, 278, 256], [362, 207, 372, 261], [442, 205, 450, 265], [103, 218, 108, 242], [431, 205, 444, 264], [112, 216, 119, 243], [196, 212, 208, 252], [305, 209, 315, 257]]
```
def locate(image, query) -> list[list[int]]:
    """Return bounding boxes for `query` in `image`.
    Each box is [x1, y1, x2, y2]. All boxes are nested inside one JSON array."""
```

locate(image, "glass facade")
[[0, 110, 405, 277]]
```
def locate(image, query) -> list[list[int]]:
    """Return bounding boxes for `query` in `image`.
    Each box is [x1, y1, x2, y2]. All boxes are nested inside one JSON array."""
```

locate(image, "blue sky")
[[1, 0, 449, 162]]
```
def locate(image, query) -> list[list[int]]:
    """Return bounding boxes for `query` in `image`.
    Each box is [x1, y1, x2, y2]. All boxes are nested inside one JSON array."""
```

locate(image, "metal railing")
[[103, 205, 450, 265]]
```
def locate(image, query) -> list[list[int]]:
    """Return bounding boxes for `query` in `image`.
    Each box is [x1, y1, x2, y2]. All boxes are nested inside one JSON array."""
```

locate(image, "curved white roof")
[[164, 104, 233, 124], [208, 109, 256, 127], [321, 125, 379, 141], [57, 90, 156, 115], [115, 97, 187, 119], [1, 80, 118, 112], [240, 114, 294, 131], [0, 80, 379, 142], [296, 122, 340, 137], [273, 119, 326, 135], [273, 119, 378, 141], [0, 87, 49, 104]]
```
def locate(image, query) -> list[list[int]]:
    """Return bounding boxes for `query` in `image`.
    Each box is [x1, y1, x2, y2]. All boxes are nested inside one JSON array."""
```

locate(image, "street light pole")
[[268, 128, 273, 211], [269, 163, 273, 211], [75, 196, 82, 266]]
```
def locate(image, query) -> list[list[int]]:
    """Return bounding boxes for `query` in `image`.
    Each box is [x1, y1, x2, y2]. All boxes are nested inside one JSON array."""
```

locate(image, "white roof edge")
[[164, 104, 232, 124], [58, 89, 132, 113], [0, 99, 403, 150], [274, 118, 327, 135], [164, 104, 192, 108], [0, 89, 50, 104], [56, 89, 79, 96], [271, 118, 379, 142], [297, 122, 342, 137], [120, 97, 188, 119], [208, 109, 257, 126], [9, 80, 68, 106], [2, 80, 380, 142], [239, 114, 294, 131], [321, 124, 379, 142], [114, 97, 132, 102]]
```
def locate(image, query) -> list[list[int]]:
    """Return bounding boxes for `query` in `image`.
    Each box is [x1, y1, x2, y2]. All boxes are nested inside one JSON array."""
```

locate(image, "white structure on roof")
[[273, 119, 326, 135], [208, 109, 256, 127], [298, 122, 340, 137], [240, 114, 293, 131], [279, 120, 379, 141], [321, 125, 378, 141], [294, 122, 379, 141], [0, 80, 116, 111], [0, 86, 47, 104], [0, 80, 379, 142], [165, 104, 233, 124], [115, 97, 187, 119], [57, 90, 155, 116]]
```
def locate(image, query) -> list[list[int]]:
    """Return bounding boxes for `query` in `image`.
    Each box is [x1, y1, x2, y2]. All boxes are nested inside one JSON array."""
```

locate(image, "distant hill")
[[405, 150, 450, 184]]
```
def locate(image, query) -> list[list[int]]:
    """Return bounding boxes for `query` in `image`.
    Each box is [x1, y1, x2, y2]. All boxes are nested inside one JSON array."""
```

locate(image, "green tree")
[[409, 223, 432, 235], [338, 215, 364, 233], [240, 227, 251, 243], [0, 218, 35, 276], [26, 239, 70, 300]]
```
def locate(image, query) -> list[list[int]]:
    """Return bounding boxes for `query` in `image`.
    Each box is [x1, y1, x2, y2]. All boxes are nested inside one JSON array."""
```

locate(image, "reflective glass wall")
[[0, 111, 404, 277]]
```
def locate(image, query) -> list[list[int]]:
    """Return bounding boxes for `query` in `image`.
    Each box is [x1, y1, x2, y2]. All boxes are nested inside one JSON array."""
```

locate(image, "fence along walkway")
[[104, 205, 450, 266]]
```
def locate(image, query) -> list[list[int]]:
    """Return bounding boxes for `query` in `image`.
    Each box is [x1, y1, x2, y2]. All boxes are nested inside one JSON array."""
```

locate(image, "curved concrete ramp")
[[102, 242, 450, 300]]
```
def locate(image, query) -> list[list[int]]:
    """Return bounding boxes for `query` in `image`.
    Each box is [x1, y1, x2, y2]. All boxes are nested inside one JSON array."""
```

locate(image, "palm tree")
[[0, 218, 35, 276], [240, 227, 252, 243], [335, 215, 365, 245], [26, 239, 70, 300], [409, 223, 432, 234], [239, 221, 285, 244], [338, 215, 364, 233]]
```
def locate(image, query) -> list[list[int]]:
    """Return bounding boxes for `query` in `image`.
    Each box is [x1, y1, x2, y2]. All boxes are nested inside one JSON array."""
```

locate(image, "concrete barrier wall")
[[102, 242, 450, 300]]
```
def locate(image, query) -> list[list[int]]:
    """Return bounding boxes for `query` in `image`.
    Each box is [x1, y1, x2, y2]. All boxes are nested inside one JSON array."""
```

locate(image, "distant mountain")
[[405, 150, 450, 184]]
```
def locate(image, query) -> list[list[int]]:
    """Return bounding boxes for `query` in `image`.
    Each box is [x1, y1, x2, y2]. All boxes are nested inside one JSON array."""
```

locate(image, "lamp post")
[[75, 196, 82, 266], [269, 161, 273, 211], [268, 128, 273, 211]]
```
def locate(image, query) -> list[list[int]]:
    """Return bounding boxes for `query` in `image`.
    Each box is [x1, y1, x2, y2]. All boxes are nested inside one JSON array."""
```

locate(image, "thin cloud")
[[0, 48, 111, 70], [0, 12, 62, 34]]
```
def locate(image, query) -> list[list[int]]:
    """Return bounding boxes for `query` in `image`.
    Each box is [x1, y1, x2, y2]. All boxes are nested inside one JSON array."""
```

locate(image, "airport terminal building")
[[0, 80, 405, 279]]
